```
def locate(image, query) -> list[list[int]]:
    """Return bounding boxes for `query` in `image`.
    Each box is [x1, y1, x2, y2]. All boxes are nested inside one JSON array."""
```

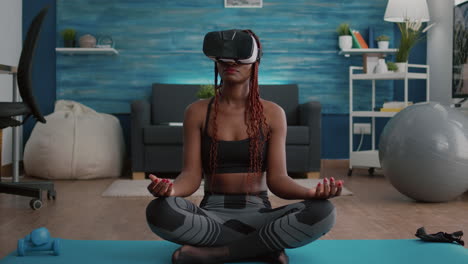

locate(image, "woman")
[[146, 29, 343, 264]]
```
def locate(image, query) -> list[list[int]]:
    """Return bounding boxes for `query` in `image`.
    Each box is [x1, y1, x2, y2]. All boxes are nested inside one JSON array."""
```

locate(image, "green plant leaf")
[[395, 20, 428, 62], [61, 28, 76, 40], [196, 84, 215, 99], [336, 23, 351, 36]]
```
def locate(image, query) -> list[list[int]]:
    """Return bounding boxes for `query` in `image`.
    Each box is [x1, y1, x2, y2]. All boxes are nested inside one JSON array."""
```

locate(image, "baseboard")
[[132, 172, 145, 180], [321, 159, 349, 169]]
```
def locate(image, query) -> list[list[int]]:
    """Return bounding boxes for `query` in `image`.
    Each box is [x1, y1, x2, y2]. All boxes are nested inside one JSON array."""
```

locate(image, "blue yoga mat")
[[1, 239, 467, 264]]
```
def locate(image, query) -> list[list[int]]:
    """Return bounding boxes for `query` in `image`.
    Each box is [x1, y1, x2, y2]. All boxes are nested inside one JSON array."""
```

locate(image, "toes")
[[277, 250, 289, 264], [259, 250, 289, 264]]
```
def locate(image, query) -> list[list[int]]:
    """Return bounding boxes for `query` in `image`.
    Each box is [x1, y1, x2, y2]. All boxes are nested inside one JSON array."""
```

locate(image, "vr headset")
[[203, 29, 262, 64]]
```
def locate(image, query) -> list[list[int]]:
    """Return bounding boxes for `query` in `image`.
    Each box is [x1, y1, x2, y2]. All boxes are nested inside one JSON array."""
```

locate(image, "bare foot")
[[172, 245, 229, 264], [274, 250, 289, 264]]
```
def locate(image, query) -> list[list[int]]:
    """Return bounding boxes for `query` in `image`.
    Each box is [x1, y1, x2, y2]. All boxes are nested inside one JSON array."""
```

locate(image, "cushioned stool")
[[24, 100, 125, 180]]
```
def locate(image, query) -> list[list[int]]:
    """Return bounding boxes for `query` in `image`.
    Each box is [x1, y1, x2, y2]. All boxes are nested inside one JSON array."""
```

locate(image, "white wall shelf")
[[351, 111, 397, 118], [339, 48, 398, 57], [351, 72, 428, 80], [349, 150, 381, 169], [55, 48, 119, 55]]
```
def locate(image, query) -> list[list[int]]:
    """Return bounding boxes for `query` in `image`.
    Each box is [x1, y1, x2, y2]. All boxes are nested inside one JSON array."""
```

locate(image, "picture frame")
[[363, 54, 381, 74], [225, 0, 263, 8]]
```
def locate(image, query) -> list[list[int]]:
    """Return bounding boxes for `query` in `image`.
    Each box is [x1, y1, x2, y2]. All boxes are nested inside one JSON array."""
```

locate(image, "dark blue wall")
[[55, 0, 393, 114], [23, 1, 427, 159]]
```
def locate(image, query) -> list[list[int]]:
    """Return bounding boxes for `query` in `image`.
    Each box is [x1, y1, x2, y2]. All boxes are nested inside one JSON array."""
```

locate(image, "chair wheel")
[[368, 167, 375, 176], [47, 190, 57, 200], [347, 169, 353, 176], [30, 199, 42, 210]]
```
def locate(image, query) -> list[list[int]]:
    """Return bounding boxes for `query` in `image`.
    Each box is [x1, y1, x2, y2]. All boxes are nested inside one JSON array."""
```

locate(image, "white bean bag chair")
[[24, 100, 125, 180]]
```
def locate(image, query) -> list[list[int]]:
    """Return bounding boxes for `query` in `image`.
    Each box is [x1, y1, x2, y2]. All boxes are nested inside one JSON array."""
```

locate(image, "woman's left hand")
[[309, 177, 343, 199]]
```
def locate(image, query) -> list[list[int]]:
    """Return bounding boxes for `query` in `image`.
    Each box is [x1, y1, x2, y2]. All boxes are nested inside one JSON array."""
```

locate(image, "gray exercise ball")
[[379, 102, 468, 202]]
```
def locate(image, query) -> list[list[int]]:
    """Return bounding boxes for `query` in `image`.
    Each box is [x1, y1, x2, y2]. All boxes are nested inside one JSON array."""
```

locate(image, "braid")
[[209, 30, 270, 195], [209, 63, 222, 193], [244, 30, 270, 195]]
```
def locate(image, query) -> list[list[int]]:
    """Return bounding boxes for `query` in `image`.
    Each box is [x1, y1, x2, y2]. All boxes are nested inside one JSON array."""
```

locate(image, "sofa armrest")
[[299, 101, 322, 172], [131, 100, 151, 171]]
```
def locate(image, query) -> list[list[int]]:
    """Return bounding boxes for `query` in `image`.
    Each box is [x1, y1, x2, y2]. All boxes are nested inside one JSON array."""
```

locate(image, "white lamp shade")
[[384, 0, 430, 22]]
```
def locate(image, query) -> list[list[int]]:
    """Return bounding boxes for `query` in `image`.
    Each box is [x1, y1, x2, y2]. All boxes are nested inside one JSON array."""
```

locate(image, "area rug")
[[1, 239, 467, 264], [101, 179, 353, 197]]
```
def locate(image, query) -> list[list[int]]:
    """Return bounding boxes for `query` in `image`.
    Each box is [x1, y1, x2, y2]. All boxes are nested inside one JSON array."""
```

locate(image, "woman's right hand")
[[308, 177, 343, 200], [147, 174, 174, 197]]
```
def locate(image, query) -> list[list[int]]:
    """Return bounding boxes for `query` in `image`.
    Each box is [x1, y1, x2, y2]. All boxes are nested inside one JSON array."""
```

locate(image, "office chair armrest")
[[0, 64, 17, 74]]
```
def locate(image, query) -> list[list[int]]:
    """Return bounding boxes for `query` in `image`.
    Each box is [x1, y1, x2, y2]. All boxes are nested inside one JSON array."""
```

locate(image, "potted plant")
[[375, 35, 390, 49], [395, 19, 434, 72], [196, 84, 215, 99], [336, 23, 352, 50], [386, 61, 398, 72], [61, 28, 76, 48]]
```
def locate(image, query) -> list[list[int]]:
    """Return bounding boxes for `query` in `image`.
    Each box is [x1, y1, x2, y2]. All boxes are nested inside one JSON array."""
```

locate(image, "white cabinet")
[[339, 48, 398, 57], [347, 63, 430, 176]]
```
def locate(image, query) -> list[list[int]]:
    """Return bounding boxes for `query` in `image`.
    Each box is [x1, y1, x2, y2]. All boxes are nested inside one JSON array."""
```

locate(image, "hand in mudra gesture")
[[310, 177, 343, 199], [147, 174, 174, 197]]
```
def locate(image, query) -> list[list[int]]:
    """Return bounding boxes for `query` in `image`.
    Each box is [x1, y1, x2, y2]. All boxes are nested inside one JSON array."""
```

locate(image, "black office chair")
[[0, 6, 56, 210]]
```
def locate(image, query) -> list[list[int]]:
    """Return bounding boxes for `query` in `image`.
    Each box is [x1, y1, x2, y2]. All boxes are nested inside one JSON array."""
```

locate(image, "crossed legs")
[[146, 196, 336, 263]]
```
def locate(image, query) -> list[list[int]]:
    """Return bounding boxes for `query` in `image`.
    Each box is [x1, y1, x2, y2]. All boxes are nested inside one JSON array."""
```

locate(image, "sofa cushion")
[[151, 83, 300, 126], [286, 126, 309, 145], [151, 84, 199, 125], [260, 85, 299, 125], [144, 125, 184, 144]]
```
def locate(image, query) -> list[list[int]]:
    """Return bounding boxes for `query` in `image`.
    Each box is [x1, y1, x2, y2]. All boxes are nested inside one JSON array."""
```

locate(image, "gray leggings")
[[146, 192, 336, 258]]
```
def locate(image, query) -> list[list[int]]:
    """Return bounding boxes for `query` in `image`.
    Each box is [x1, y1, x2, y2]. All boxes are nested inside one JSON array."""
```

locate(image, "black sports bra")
[[201, 98, 268, 174]]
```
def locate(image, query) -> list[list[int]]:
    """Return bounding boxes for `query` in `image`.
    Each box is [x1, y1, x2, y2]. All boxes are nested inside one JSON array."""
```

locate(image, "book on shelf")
[[378, 101, 413, 112], [353, 30, 369, 49], [383, 101, 413, 108], [368, 27, 375, 48], [380, 108, 404, 112], [350, 29, 361, 49]]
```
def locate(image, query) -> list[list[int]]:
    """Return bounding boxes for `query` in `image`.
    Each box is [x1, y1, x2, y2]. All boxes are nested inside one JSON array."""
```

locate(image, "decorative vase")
[[97, 35, 114, 48], [377, 41, 389, 49], [374, 58, 388, 74], [79, 34, 97, 48], [339, 35, 353, 50], [395, 62, 407, 73]]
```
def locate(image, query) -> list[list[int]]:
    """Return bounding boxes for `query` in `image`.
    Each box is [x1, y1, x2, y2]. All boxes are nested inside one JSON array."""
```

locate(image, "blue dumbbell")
[[17, 227, 61, 256]]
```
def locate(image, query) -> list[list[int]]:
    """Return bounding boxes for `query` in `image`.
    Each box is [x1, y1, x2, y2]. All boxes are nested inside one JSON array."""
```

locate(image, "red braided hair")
[[208, 30, 271, 194]]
